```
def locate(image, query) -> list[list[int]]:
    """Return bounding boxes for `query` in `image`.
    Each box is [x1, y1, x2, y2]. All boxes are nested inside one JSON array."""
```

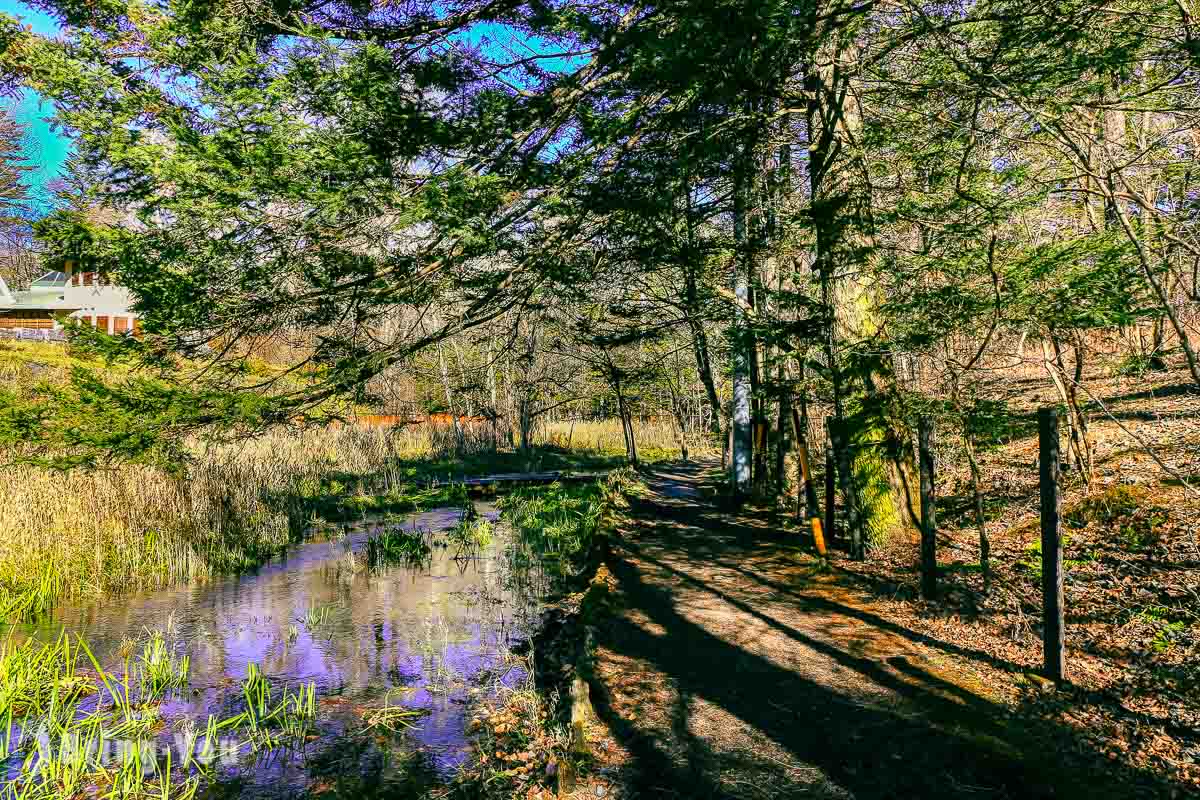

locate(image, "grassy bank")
[[454, 470, 638, 799]]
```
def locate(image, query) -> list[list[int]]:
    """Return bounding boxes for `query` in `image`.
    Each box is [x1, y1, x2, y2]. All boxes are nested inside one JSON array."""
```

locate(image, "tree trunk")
[[1150, 316, 1167, 370], [730, 153, 753, 497], [806, 55, 921, 546], [1048, 332, 1092, 486], [437, 342, 464, 456], [964, 434, 991, 594], [612, 368, 638, 467], [519, 396, 533, 455], [775, 367, 791, 497], [683, 177, 724, 438]]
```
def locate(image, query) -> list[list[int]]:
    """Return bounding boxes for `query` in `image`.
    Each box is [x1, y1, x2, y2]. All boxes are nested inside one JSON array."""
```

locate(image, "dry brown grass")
[[543, 418, 713, 460], [0, 426, 422, 617]]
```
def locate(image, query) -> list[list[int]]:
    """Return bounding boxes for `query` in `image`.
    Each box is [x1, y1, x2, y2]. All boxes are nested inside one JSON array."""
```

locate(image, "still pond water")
[[9, 502, 547, 797]]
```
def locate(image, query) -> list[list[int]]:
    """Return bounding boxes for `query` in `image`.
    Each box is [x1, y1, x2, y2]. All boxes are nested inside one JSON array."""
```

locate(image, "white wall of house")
[[62, 283, 138, 332], [0, 272, 139, 334]]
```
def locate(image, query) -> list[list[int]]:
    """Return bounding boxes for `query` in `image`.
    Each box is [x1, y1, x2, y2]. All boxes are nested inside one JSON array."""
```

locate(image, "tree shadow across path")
[[585, 460, 1178, 799]]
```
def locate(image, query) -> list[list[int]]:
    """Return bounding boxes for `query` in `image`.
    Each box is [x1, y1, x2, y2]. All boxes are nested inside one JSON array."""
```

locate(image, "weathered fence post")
[[824, 447, 837, 547], [1039, 407, 1066, 684], [918, 416, 937, 600], [829, 417, 864, 560]]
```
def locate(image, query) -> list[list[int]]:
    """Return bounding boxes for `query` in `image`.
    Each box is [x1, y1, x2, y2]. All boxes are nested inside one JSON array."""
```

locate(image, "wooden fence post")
[[829, 417, 864, 560], [824, 447, 837, 547], [1039, 407, 1066, 684], [918, 416, 937, 600]]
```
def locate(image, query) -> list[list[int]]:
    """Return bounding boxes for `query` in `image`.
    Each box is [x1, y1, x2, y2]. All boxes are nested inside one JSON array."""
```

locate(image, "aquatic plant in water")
[[136, 630, 190, 700], [299, 603, 335, 631], [0, 633, 330, 799], [233, 663, 317, 748], [446, 518, 494, 555], [362, 691, 428, 733], [365, 526, 432, 569], [0, 634, 205, 799]]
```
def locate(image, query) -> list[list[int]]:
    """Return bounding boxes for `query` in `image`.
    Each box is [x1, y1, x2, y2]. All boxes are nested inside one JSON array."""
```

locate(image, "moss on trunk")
[[843, 366, 921, 547]]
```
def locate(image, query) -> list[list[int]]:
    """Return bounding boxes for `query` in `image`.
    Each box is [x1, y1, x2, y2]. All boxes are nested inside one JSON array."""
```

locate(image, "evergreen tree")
[[0, 109, 35, 289]]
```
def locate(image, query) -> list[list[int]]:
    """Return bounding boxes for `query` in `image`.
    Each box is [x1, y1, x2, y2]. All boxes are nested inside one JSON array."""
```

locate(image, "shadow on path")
[[587, 460, 1177, 799]]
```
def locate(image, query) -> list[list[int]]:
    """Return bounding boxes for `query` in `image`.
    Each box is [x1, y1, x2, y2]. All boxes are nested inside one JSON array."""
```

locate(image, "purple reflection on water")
[[10, 503, 544, 794]]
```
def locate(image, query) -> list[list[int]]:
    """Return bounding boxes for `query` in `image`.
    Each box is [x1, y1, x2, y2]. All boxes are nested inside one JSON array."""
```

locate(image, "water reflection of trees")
[[204, 727, 443, 800], [19, 504, 553, 797]]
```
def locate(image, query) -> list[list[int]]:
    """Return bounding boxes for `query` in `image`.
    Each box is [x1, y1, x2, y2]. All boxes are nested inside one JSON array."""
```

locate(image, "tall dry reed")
[[0, 426, 423, 616], [543, 418, 711, 458]]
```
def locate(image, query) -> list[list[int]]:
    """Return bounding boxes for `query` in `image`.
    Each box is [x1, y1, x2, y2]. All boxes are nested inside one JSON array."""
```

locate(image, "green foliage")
[[365, 527, 432, 569], [1006, 233, 1154, 332], [1112, 352, 1161, 377], [1064, 485, 1168, 552], [136, 630, 190, 700], [446, 517, 494, 553], [0, 366, 289, 471], [501, 482, 606, 563], [500, 471, 633, 583], [1131, 607, 1191, 655], [33, 209, 125, 275]]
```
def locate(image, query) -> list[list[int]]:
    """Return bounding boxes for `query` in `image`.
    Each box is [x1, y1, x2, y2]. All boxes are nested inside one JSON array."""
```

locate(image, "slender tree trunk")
[[437, 342, 464, 456], [487, 337, 499, 452], [1150, 316, 1167, 370], [1048, 332, 1092, 486], [964, 434, 990, 594], [684, 175, 724, 438], [519, 395, 533, 455], [612, 366, 638, 467], [731, 154, 753, 497], [775, 365, 791, 497]]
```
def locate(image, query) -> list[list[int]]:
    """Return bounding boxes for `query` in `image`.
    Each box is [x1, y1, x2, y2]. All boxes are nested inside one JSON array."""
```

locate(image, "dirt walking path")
[[584, 460, 1172, 800]]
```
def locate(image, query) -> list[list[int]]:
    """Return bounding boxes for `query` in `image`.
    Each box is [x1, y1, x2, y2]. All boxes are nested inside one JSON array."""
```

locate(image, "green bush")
[[1064, 485, 1168, 552]]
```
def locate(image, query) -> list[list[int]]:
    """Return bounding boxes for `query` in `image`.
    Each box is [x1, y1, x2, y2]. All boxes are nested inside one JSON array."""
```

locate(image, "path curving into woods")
[[584, 460, 1172, 800]]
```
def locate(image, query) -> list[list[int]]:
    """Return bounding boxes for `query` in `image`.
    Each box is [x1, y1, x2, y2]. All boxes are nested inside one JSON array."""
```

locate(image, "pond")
[[4, 502, 549, 798]]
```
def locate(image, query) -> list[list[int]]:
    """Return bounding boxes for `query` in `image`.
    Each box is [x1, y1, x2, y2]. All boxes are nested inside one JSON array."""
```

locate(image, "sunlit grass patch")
[[446, 518, 494, 555], [365, 527, 433, 569]]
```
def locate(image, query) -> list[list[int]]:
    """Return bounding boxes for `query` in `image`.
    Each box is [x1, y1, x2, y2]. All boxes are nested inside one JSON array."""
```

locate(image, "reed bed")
[[0, 426, 426, 620], [542, 418, 713, 459]]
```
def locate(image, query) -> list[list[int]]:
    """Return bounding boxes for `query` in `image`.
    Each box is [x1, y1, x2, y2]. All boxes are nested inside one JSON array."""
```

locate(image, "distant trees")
[[0, 109, 37, 290]]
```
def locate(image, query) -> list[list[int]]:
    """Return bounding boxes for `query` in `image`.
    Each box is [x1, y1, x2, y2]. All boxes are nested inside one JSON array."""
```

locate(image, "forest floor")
[[572, 450, 1196, 799]]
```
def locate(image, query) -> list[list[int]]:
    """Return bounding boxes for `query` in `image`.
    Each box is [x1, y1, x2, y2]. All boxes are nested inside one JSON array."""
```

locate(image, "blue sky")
[[1, 0, 68, 209], [0, 2, 586, 211]]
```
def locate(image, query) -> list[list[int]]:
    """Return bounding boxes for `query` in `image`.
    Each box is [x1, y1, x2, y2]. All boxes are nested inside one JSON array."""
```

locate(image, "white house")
[[0, 261, 139, 335]]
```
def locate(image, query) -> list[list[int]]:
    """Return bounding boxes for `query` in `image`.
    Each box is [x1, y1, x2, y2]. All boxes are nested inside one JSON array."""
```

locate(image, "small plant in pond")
[[235, 663, 318, 747], [137, 630, 190, 699], [365, 527, 432, 569], [299, 603, 335, 630], [447, 518, 494, 555], [361, 691, 429, 733]]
